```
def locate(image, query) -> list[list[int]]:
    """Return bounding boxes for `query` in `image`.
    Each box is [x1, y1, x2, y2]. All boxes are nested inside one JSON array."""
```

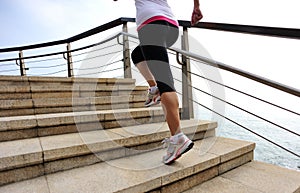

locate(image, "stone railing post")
[[122, 22, 132, 78], [181, 27, 194, 119], [66, 43, 74, 77], [18, 50, 26, 76]]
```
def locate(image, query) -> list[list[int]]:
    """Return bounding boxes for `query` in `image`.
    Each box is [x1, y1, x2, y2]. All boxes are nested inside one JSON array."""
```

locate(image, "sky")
[[0, 0, 299, 111], [1, 0, 300, 47]]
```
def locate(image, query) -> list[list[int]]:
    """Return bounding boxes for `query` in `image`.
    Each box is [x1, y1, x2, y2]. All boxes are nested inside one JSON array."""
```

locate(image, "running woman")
[[115, 0, 203, 164]]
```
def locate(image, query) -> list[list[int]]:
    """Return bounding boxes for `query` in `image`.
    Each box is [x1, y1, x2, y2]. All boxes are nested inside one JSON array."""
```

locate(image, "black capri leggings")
[[131, 20, 179, 94]]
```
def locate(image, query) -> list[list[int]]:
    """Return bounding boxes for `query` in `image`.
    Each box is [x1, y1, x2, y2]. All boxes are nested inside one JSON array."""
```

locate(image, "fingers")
[[191, 8, 203, 26], [192, 12, 202, 25]]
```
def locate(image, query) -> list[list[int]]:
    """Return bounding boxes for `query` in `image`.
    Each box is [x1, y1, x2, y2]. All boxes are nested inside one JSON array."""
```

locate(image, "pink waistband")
[[138, 16, 179, 31]]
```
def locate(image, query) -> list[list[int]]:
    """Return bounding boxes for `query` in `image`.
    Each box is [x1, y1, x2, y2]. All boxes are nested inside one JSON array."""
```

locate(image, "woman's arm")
[[191, 0, 203, 25]]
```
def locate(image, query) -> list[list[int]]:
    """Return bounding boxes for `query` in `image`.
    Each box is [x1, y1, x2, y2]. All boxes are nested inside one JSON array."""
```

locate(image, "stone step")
[[0, 76, 136, 86], [0, 84, 147, 100], [184, 161, 300, 193], [0, 76, 147, 100], [0, 137, 255, 192], [0, 119, 217, 186], [0, 95, 147, 117], [0, 107, 166, 141]]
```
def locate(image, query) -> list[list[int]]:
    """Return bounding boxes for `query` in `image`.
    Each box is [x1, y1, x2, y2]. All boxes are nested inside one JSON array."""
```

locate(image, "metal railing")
[[171, 48, 300, 158], [119, 31, 300, 158], [0, 18, 135, 77], [0, 18, 299, 165]]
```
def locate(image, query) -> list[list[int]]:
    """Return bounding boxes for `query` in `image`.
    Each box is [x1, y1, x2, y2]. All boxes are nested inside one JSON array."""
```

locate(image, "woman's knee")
[[131, 46, 145, 65]]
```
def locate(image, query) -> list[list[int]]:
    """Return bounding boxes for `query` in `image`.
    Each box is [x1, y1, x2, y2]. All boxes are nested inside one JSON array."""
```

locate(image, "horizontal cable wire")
[[101, 67, 123, 73], [0, 69, 19, 73], [172, 66, 300, 158], [170, 47, 300, 97], [194, 98, 300, 158], [73, 59, 122, 71], [75, 66, 123, 77], [25, 56, 62, 64], [27, 69, 67, 76], [0, 51, 64, 63], [23, 51, 65, 61], [193, 85, 300, 137], [129, 40, 139, 45], [0, 58, 18, 63], [28, 63, 66, 69], [72, 43, 119, 57], [177, 89, 300, 158], [69, 32, 128, 55], [72, 50, 122, 64], [189, 67, 300, 117], [0, 63, 16, 67], [170, 59, 300, 117], [171, 69, 300, 137]]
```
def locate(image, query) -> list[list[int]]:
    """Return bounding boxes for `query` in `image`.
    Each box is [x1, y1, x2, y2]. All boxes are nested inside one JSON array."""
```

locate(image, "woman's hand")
[[191, 7, 203, 26]]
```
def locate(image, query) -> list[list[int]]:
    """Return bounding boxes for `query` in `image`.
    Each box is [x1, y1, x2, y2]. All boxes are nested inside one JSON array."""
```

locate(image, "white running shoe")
[[162, 133, 194, 165], [144, 88, 161, 107]]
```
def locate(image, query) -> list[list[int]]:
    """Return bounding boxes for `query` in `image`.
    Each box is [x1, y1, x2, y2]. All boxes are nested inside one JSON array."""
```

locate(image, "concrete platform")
[[184, 161, 300, 193]]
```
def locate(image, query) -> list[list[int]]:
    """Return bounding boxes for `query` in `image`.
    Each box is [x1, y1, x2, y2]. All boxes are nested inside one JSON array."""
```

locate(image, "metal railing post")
[[18, 50, 26, 76], [66, 43, 74, 77], [122, 22, 132, 78], [181, 27, 194, 119]]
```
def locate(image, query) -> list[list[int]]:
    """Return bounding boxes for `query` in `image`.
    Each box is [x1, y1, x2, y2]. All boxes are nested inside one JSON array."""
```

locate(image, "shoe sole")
[[145, 95, 161, 107], [144, 100, 160, 107], [165, 141, 194, 165]]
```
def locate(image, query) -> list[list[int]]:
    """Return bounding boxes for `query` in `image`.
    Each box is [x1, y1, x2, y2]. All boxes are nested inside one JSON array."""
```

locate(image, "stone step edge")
[[0, 84, 148, 94], [0, 137, 255, 192], [0, 107, 165, 131], [0, 95, 147, 110], [0, 120, 217, 172], [0, 75, 137, 84]]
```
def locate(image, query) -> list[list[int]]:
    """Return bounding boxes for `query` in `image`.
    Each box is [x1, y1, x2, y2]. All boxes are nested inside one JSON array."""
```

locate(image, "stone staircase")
[[0, 76, 299, 193]]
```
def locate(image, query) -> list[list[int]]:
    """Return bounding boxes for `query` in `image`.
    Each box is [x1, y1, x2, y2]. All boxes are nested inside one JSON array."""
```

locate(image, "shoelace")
[[147, 92, 155, 100], [161, 138, 170, 148], [161, 138, 176, 154]]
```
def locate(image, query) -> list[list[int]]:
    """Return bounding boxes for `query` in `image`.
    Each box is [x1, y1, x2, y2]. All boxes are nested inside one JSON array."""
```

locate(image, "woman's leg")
[[141, 46, 182, 136], [132, 22, 182, 135], [132, 21, 193, 164], [132, 46, 161, 106], [161, 92, 181, 135], [135, 61, 156, 87]]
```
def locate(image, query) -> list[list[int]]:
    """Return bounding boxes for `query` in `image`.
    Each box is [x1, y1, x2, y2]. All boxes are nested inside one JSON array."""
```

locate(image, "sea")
[[195, 105, 300, 171]]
